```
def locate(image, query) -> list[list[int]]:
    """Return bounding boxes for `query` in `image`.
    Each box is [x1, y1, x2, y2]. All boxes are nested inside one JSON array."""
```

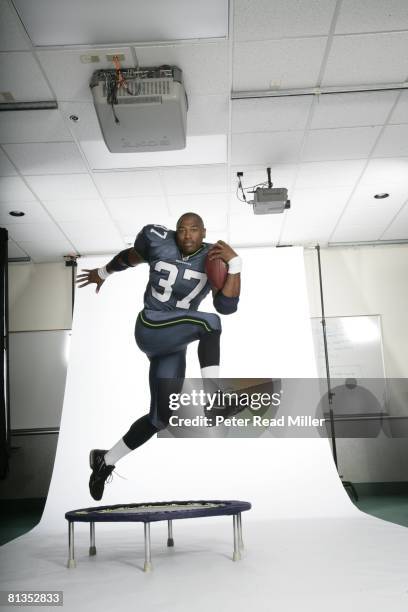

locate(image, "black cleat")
[[89, 449, 115, 501]]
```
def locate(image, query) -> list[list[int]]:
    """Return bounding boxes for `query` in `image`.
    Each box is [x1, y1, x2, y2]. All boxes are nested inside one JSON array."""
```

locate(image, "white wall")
[[2, 262, 72, 499], [304, 244, 408, 483], [9, 262, 72, 332], [304, 244, 408, 377]]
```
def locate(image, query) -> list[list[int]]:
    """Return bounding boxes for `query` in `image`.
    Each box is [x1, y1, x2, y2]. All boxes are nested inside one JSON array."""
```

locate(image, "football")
[[205, 254, 227, 290]]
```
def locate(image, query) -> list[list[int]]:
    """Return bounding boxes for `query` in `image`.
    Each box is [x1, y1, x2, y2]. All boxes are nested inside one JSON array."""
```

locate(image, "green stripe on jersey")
[[140, 311, 212, 333]]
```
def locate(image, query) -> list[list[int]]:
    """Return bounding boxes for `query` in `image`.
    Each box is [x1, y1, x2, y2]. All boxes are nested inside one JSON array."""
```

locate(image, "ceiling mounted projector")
[[252, 186, 290, 215], [237, 168, 291, 215], [90, 65, 188, 153]]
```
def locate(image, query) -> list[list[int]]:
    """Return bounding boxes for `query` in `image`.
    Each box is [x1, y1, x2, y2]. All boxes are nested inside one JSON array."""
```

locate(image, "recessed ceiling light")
[[374, 193, 389, 199], [9, 210, 25, 217]]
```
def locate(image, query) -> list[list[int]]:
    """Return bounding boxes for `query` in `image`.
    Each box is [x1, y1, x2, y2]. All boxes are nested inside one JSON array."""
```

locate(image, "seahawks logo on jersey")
[[134, 224, 212, 312]]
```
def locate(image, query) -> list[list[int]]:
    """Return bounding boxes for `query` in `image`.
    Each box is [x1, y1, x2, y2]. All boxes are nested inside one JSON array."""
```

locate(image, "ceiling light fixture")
[[232, 82, 408, 100], [374, 193, 389, 199], [9, 211, 25, 217], [0, 101, 58, 111]]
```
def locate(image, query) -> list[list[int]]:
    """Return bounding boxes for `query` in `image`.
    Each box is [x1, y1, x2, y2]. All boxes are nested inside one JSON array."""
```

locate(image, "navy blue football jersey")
[[134, 224, 212, 312]]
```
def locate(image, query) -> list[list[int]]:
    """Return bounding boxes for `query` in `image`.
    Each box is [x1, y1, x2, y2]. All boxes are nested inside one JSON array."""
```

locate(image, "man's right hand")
[[76, 268, 105, 294]]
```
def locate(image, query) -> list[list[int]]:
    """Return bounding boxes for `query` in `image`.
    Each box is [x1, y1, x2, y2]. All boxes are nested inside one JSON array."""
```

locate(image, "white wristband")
[[227, 256, 242, 274], [97, 265, 111, 280]]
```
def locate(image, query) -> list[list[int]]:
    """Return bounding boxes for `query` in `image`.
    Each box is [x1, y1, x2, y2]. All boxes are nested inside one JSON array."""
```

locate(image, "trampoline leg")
[[67, 521, 76, 568], [237, 512, 244, 550], [232, 515, 241, 562], [144, 522, 153, 572], [89, 521, 96, 556], [167, 519, 174, 547]]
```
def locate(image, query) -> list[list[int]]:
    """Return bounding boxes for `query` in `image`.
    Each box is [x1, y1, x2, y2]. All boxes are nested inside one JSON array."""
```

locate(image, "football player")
[[76, 212, 241, 500]]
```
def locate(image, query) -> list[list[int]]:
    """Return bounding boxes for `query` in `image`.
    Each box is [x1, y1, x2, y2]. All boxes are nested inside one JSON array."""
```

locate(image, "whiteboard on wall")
[[311, 315, 387, 413], [9, 330, 71, 430], [311, 315, 385, 379]]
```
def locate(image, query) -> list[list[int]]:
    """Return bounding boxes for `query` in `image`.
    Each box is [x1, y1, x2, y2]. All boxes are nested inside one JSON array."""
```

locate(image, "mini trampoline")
[[65, 499, 251, 572]]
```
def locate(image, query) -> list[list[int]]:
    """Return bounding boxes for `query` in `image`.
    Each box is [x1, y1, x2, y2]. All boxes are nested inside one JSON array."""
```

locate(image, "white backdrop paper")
[[38, 246, 358, 531]]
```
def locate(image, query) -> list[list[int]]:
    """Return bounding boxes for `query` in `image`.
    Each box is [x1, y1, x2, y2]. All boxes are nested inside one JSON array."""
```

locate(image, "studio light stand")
[[315, 245, 358, 502]]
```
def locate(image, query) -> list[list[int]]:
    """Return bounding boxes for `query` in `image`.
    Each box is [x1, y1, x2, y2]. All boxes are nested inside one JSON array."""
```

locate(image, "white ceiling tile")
[[60, 102, 103, 141], [229, 193, 255, 217], [59, 221, 124, 253], [330, 224, 384, 242], [187, 95, 229, 135], [93, 171, 163, 197], [3, 142, 87, 175], [202, 229, 228, 244], [322, 32, 408, 86], [336, 0, 408, 34], [135, 42, 229, 96], [13, 0, 228, 46], [58, 220, 120, 241], [105, 196, 168, 220], [0, 176, 36, 201], [167, 193, 229, 230], [232, 97, 312, 133], [389, 91, 408, 124], [348, 182, 407, 211], [372, 125, 408, 158], [15, 239, 75, 263], [43, 198, 111, 222], [25, 174, 100, 200], [6, 220, 69, 242], [280, 187, 352, 244], [229, 214, 283, 245], [0, 149, 17, 176], [0, 110, 72, 144], [295, 160, 366, 188], [118, 213, 175, 241], [186, 214, 228, 233], [310, 91, 399, 129], [234, 0, 336, 41], [381, 202, 408, 240], [162, 166, 227, 195], [0, 199, 50, 224], [230, 165, 298, 193], [8, 240, 29, 259], [0, 0, 31, 51], [360, 158, 408, 185], [330, 188, 406, 242], [302, 126, 382, 162], [36, 48, 134, 102], [232, 131, 305, 165], [233, 38, 327, 91], [80, 135, 227, 170], [0, 52, 53, 101]]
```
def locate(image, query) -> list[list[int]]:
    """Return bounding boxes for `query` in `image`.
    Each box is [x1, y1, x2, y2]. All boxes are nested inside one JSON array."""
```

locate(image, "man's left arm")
[[209, 240, 241, 314]]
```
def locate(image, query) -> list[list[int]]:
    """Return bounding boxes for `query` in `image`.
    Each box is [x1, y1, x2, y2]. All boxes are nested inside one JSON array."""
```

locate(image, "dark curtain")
[[0, 228, 9, 478]]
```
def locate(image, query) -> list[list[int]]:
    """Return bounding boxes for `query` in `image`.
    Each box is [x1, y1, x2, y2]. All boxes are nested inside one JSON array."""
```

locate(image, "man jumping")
[[76, 212, 241, 500]]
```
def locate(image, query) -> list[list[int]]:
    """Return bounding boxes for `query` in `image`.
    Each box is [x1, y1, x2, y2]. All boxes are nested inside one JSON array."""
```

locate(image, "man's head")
[[176, 212, 206, 256]]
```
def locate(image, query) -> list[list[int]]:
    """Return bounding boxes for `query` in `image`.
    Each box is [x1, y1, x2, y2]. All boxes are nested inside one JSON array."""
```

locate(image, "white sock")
[[104, 438, 131, 466], [201, 365, 220, 378]]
